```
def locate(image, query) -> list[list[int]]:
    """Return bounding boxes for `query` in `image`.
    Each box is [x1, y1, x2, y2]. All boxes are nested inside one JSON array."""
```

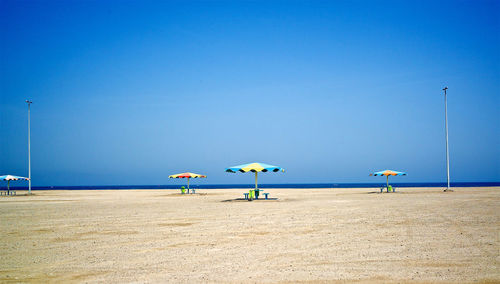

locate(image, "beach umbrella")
[[369, 170, 406, 188], [1, 175, 30, 194], [225, 162, 285, 190], [169, 172, 206, 193]]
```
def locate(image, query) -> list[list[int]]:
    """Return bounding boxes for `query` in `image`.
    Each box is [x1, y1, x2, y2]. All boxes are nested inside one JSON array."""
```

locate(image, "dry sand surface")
[[1, 187, 499, 283]]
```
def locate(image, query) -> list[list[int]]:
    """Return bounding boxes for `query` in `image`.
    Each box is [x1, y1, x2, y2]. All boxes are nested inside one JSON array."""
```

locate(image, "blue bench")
[[244, 192, 270, 200], [380, 187, 396, 193]]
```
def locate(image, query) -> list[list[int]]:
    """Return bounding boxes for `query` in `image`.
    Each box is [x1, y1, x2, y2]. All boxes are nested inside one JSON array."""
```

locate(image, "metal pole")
[[255, 172, 258, 190], [26, 100, 32, 194], [443, 87, 451, 192], [187, 177, 190, 193]]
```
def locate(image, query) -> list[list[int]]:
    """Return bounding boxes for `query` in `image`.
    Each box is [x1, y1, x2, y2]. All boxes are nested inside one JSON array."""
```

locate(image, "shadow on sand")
[[221, 198, 279, 202]]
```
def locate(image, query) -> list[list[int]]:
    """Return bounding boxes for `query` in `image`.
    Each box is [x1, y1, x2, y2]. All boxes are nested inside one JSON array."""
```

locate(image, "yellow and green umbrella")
[[225, 162, 284, 190], [169, 172, 206, 193]]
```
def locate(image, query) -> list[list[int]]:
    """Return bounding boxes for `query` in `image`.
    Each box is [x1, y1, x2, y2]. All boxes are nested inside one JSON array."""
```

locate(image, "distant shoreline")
[[3, 182, 499, 190]]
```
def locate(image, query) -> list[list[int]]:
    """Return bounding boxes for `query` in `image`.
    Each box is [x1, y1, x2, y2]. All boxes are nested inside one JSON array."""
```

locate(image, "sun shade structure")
[[1, 175, 30, 194], [370, 170, 406, 189], [169, 172, 206, 193], [225, 162, 285, 190]]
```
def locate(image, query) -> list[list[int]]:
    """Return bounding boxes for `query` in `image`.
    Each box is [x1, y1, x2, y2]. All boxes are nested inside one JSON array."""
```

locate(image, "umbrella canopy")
[[1, 175, 29, 192], [226, 162, 284, 190], [169, 172, 206, 179], [0, 175, 30, 181], [370, 170, 406, 188], [169, 172, 206, 192], [226, 163, 284, 173]]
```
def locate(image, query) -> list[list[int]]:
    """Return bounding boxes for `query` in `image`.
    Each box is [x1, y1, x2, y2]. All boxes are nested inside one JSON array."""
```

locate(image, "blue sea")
[[3, 182, 499, 190]]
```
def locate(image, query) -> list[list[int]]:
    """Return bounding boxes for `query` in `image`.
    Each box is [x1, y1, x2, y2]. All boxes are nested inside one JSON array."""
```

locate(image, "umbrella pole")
[[255, 172, 258, 190], [187, 177, 190, 194], [386, 175, 389, 190], [7, 180, 10, 195]]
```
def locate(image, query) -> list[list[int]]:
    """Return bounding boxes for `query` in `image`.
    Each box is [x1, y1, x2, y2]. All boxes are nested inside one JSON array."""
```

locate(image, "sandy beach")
[[1, 187, 498, 283]]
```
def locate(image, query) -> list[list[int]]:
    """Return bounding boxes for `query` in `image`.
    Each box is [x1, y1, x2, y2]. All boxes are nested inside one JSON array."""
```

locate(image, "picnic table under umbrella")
[[169, 172, 206, 193], [1, 175, 30, 195], [225, 162, 284, 199], [370, 170, 406, 191]]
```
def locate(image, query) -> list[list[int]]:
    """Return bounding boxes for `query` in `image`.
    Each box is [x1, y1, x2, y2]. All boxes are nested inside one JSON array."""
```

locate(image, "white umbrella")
[[1, 175, 29, 194]]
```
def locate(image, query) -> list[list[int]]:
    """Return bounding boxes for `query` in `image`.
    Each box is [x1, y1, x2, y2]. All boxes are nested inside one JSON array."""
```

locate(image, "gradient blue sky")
[[1, 0, 499, 186]]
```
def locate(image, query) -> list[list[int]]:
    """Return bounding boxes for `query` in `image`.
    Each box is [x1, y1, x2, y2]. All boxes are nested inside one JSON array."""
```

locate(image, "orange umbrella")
[[369, 170, 406, 188]]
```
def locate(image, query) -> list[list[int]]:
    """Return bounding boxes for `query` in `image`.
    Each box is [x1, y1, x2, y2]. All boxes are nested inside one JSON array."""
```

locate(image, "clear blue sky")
[[1, 0, 499, 186]]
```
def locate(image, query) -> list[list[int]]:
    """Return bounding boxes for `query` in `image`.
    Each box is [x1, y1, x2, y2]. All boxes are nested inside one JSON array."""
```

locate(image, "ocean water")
[[3, 182, 499, 190]]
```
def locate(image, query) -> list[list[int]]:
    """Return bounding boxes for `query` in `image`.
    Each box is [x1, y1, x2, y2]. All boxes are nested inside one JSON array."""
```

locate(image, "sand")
[[0, 187, 499, 283]]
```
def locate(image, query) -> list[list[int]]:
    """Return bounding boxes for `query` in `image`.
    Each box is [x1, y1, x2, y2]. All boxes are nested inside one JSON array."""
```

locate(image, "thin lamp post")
[[442, 87, 451, 192], [26, 100, 32, 194]]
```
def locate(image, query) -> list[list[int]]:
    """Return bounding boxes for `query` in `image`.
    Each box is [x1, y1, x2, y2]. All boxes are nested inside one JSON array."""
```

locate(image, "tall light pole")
[[442, 87, 451, 192], [26, 100, 32, 194]]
